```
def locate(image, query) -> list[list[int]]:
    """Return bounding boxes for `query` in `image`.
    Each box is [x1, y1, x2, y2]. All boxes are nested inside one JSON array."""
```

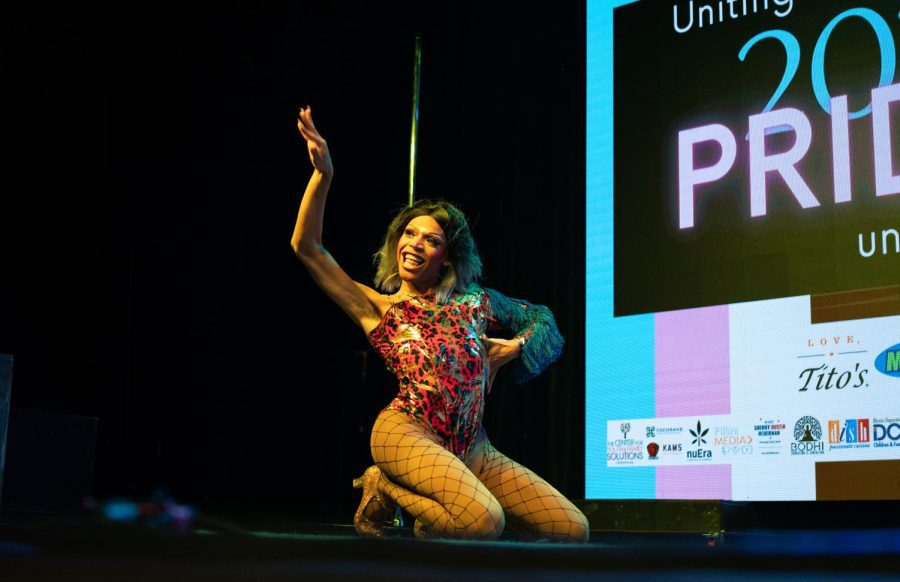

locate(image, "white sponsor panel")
[[731, 456, 816, 500], [728, 296, 900, 423], [606, 296, 900, 499]]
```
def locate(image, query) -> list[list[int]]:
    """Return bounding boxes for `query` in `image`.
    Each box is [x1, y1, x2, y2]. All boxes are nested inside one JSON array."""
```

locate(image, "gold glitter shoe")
[[352, 465, 390, 537]]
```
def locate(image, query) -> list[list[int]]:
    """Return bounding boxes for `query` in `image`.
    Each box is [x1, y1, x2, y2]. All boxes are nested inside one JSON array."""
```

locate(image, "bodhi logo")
[[791, 416, 824, 455]]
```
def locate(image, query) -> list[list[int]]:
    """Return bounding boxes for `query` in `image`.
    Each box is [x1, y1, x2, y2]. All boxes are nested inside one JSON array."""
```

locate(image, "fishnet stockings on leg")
[[468, 434, 590, 543], [367, 409, 505, 540]]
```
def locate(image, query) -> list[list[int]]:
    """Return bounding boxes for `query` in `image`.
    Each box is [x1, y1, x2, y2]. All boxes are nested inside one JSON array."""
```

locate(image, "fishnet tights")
[[366, 408, 589, 542], [468, 434, 590, 542]]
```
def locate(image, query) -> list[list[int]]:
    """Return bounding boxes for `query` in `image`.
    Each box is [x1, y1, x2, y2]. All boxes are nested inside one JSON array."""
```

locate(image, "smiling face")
[[396, 215, 450, 291]]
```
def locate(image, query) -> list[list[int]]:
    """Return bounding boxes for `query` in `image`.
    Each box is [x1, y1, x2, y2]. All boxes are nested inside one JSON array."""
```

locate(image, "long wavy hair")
[[373, 199, 482, 304]]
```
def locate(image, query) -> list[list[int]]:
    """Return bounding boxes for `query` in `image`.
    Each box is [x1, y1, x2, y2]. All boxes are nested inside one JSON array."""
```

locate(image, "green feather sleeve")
[[483, 286, 564, 384]]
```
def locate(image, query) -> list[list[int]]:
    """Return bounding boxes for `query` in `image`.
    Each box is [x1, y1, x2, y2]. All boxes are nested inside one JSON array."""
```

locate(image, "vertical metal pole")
[[408, 35, 423, 206], [393, 35, 422, 530]]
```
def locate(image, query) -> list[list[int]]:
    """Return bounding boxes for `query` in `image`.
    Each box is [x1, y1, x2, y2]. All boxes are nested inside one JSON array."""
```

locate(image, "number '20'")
[[739, 7, 897, 121]]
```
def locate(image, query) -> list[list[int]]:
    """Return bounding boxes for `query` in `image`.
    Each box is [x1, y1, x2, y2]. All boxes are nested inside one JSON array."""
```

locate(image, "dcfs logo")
[[873, 418, 900, 448]]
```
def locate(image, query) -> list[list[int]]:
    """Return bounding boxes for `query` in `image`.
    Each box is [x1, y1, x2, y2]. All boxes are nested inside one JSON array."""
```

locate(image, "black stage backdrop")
[[1, 1, 586, 523]]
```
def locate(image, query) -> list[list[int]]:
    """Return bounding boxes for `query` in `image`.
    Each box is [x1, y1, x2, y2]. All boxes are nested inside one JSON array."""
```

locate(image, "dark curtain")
[[1, 1, 586, 523]]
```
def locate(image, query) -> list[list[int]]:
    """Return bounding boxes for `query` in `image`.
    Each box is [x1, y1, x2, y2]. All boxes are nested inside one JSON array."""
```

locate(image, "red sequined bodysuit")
[[368, 288, 501, 461]]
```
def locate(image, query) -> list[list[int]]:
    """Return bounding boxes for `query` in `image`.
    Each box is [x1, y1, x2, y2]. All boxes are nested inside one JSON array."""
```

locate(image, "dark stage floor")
[[1, 508, 900, 581]]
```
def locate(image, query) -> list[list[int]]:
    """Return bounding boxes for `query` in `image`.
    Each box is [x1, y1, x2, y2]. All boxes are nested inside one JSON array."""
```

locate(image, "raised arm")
[[291, 106, 385, 333]]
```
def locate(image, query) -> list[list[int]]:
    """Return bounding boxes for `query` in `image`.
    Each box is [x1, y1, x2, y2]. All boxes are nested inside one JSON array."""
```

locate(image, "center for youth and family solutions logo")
[[791, 415, 824, 455], [608, 421, 643, 465]]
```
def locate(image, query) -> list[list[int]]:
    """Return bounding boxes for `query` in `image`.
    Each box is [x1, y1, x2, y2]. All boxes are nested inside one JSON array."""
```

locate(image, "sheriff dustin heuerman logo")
[[687, 420, 712, 460]]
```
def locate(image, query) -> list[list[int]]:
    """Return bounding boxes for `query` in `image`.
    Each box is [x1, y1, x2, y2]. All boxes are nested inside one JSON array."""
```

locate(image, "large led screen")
[[586, 0, 900, 500]]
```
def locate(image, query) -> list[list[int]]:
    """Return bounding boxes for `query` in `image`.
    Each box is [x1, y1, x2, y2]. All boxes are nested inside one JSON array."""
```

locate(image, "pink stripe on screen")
[[654, 305, 730, 417], [655, 305, 732, 499], [656, 465, 732, 500]]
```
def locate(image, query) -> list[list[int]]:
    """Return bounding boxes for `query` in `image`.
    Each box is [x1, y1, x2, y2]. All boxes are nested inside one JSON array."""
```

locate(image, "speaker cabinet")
[[2, 407, 98, 513]]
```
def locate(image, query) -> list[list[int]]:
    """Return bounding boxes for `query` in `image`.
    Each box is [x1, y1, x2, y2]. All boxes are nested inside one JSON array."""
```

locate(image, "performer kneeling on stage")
[[291, 105, 588, 542]]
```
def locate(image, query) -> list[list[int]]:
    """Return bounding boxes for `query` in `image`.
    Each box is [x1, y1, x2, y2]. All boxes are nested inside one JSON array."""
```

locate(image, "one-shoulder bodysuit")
[[368, 288, 492, 461], [367, 286, 562, 462]]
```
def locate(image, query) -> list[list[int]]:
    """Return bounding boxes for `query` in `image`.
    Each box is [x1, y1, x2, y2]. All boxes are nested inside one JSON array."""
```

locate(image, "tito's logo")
[[875, 343, 900, 378]]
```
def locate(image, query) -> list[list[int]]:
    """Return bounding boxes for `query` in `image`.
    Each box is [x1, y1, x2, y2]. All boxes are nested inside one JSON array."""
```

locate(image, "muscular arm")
[[290, 106, 386, 334]]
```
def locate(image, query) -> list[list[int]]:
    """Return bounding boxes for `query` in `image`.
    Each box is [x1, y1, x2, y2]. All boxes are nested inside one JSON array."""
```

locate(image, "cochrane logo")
[[646, 426, 683, 437], [791, 416, 824, 455], [874, 343, 900, 378], [686, 420, 713, 461], [873, 417, 900, 448], [827, 419, 871, 451]]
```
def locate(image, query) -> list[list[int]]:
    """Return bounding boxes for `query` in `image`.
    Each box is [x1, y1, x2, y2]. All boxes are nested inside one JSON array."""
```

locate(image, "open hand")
[[297, 105, 334, 178]]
